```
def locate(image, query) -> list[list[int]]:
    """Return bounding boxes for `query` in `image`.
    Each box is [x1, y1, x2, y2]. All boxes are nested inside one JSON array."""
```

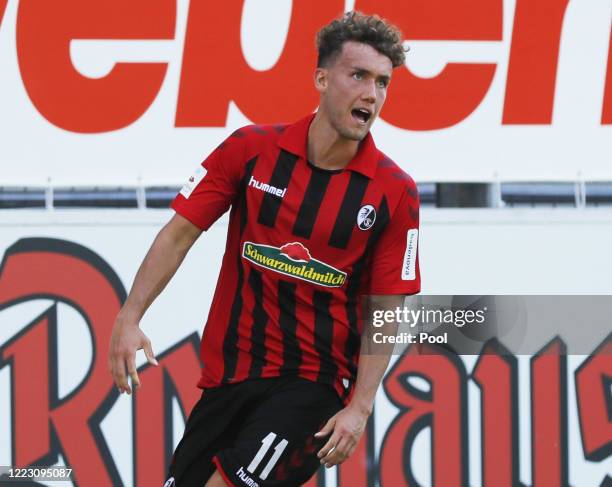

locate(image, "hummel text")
[[236, 466, 259, 487], [248, 176, 286, 198]]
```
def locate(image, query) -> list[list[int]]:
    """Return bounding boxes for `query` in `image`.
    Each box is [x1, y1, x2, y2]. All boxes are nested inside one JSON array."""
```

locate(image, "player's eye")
[[352, 72, 363, 81], [377, 79, 388, 88]]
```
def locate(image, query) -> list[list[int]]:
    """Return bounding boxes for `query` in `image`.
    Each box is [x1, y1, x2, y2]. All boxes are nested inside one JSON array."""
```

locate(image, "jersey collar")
[[278, 113, 379, 179]]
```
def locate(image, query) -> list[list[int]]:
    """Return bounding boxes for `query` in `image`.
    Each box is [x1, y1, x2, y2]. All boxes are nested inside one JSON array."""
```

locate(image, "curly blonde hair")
[[316, 11, 406, 68]]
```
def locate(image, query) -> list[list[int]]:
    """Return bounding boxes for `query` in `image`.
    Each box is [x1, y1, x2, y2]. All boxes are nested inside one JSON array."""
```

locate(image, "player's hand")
[[314, 405, 369, 467], [108, 316, 158, 394]]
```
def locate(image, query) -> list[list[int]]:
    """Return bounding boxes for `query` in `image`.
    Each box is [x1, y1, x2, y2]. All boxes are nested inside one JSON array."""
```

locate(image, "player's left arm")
[[316, 173, 420, 467], [315, 294, 403, 467]]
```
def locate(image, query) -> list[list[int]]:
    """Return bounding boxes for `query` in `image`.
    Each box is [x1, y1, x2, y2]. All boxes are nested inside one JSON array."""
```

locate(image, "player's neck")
[[307, 111, 360, 171]]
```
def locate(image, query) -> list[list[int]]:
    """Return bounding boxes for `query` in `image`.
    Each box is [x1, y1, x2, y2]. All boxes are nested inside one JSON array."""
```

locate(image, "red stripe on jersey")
[[233, 267, 256, 381], [259, 276, 287, 378]]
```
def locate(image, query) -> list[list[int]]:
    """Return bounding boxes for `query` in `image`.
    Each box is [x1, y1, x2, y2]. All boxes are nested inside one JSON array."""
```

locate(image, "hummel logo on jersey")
[[243, 241, 347, 287], [249, 176, 287, 198], [357, 204, 376, 230], [236, 466, 259, 487]]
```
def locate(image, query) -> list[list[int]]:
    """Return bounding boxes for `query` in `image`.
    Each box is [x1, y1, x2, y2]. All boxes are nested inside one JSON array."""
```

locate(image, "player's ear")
[[314, 67, 328, 93]]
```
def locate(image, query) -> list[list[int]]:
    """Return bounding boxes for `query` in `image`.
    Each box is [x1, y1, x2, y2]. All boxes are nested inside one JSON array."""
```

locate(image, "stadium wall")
[[0, 210, 610, 486]]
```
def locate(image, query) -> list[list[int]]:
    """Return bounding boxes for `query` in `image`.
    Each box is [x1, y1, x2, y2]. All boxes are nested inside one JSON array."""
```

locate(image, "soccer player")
[[109, 11, 420, 487]]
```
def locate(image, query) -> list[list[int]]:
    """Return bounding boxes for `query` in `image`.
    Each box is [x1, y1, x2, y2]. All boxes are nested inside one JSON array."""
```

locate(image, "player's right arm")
[[110, 128, 250, 394], [109, 213, 202, 394]]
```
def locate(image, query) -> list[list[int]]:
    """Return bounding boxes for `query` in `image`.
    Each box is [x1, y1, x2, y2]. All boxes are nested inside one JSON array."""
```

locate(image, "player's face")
[[316, 41, 393, 141]]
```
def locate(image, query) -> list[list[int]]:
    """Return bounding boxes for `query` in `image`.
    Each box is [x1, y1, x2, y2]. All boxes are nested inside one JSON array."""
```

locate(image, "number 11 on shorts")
[[247, 432, 289, 480]]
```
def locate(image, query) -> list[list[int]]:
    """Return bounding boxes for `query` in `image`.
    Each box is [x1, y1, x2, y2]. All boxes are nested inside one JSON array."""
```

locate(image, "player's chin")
[[354, 127, 370, 141], [354, 118, 375, 138], [341, 125, 369, 141]]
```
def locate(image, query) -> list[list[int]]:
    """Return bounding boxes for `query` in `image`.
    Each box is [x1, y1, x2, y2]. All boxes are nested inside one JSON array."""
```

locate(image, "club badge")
[[357, 204, 376, 230]]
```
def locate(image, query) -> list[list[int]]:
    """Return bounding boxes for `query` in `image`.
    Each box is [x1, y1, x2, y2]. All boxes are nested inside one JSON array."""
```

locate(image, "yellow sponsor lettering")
[[331, 275, 345, 285], [243, 242, 346, 287], [245, 244, 255, 258]]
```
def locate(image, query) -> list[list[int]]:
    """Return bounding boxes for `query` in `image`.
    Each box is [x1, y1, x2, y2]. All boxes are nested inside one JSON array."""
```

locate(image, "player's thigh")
[[213, 378, 343, 486], [166, 385, 247, 487]]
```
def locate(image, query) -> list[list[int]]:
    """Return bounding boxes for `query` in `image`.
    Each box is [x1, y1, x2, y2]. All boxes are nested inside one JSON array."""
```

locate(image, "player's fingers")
[[318, 432, 340, 461], [126, 355, 139, 394], [119, 356, 132, 394], [346, 441, 358, 458], [336, 436, 353, 458], [324, 437, 350, 467], [314, 416, 335, 438], [320, 444, 335, 465], [142, 339, 158, 366], [113, 356, 128, 393]]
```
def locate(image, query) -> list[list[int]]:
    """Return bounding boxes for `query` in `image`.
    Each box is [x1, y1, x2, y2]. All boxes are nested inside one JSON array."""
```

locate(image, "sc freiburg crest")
[[357, 205, 376, 230]]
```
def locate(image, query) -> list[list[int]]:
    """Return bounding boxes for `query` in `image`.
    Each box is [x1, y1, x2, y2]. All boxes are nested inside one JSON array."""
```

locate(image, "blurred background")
[[0, 0, 611, 485]]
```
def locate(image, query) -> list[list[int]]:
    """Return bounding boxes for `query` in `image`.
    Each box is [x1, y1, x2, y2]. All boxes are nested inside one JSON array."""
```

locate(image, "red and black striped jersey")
[[172, 114, 420, 401]]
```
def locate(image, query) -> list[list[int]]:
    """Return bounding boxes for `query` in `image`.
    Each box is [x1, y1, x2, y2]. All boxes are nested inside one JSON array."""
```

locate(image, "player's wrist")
[[115, 307, 142, 328], [347, 398, 374, 417]]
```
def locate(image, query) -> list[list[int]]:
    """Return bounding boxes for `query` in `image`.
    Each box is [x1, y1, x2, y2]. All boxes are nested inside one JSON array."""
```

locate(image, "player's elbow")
[[159, 213, 202, 254]]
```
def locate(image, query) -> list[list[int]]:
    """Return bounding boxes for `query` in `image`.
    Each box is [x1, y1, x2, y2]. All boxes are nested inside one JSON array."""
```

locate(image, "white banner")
[[0, 0, 611, 185]]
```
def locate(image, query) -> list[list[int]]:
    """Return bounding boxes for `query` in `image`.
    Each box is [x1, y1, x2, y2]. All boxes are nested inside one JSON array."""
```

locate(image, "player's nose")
[[360, 80, 376, 104]]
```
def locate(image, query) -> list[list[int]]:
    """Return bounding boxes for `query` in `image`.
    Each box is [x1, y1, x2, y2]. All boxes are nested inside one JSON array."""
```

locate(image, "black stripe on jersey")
[[222, 156, 257, 382], [343, 196, 390, 377], [292, 170, 332, 238], [248, 269, 269, 377], [278, 280, 300, 374], [328, 172, 370, 249], [257, 150, 298, 227], [313, 291, 337, 382]]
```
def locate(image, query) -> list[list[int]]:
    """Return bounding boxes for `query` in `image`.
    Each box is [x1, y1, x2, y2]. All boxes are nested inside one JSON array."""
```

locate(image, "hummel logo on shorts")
[[236, 466, 259, 486]]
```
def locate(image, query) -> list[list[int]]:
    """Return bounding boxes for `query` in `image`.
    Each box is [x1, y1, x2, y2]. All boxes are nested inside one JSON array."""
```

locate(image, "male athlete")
[[109, 11, 420, 487]]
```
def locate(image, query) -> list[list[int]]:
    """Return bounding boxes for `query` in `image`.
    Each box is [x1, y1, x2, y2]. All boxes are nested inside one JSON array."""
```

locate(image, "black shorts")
[[165, 376, 343, 487]]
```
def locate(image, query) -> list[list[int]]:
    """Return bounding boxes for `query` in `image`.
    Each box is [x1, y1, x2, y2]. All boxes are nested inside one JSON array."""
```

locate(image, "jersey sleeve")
[[171, 131, 247, 231], [367, 181, 421, 295]]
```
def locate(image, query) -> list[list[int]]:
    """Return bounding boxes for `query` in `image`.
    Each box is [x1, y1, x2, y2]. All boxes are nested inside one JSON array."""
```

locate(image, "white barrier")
[[0, 209, 611, 486]]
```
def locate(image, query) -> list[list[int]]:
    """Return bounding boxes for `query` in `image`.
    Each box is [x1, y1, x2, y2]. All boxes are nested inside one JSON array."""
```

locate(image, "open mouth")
[[351, 108, 371, 125]]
